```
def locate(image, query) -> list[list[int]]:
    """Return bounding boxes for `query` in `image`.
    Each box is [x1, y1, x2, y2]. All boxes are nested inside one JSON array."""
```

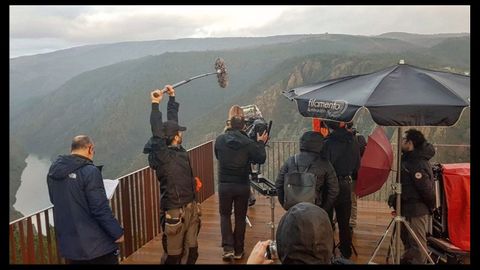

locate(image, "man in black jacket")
[[214, 112, 268, 260], [322, 121, 361, 259], [144, 86, 201, 264], [47, 135, 124, 264], [276, 131, 339, 213], [399, 129, 435, 264]]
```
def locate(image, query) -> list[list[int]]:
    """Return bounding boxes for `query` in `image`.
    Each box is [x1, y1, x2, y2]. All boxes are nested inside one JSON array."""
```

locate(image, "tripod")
[[368, 127, 435, 264]]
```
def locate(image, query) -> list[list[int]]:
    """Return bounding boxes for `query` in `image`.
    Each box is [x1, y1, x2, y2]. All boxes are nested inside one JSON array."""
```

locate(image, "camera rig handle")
[[264, 120, 273, 145], [250, 176, 277, 196]]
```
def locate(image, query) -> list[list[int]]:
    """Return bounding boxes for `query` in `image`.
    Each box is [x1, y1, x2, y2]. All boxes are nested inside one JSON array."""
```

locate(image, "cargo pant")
[[400, 215, 429, 264], [160, 201, 201, 264]]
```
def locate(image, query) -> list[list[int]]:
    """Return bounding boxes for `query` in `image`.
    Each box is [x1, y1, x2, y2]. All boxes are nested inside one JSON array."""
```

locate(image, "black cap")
[[163, 120, 187, 137]]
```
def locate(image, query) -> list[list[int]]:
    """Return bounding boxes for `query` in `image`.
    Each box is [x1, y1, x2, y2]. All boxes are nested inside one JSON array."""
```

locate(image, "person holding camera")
[[144, 86, 201, 264], [215, 105, 268, 260], [275, 131, 339, 212], [246, 202, 335, 264], [398, 129, 436, 264]]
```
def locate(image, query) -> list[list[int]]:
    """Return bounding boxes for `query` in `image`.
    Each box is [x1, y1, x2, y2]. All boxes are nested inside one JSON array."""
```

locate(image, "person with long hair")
[[214, 105, 268, 260]]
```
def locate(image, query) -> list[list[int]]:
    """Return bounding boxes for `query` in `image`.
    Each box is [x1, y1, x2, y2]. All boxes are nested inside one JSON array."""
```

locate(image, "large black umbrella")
[[283, 62, 470, 264], [283, 63, 470, 126]]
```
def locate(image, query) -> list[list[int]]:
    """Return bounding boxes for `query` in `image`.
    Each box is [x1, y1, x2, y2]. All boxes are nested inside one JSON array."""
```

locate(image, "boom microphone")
[[153, 57, 228, 97]]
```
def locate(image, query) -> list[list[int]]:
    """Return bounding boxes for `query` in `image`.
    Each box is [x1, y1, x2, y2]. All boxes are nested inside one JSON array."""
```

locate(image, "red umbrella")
[[355, 126, 394, 197]]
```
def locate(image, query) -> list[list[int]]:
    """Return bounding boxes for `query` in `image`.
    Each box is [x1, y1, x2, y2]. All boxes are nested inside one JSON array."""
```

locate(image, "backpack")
[[143, 137, 160, 170], [283, 154, 317, 210]]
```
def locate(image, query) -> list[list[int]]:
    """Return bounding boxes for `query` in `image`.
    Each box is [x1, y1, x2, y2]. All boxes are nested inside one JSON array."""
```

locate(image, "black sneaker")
[[248, 198, 256, 207], [233, 251, 244, 260], [340, 253, 352, 260], [222, 250, 234, 260]]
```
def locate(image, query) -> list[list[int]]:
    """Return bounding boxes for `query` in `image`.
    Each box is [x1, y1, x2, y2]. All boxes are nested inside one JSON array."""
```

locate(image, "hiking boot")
[[222, 250, 234, 260]]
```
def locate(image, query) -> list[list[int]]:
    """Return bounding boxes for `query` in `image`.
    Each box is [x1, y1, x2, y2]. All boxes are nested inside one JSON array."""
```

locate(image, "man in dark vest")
[[144, 85, 201, 264]]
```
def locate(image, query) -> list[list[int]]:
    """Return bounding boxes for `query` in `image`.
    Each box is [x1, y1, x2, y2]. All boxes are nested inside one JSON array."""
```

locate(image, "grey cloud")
[[9, 5, 470, 58], [255, 6, 469, 36]]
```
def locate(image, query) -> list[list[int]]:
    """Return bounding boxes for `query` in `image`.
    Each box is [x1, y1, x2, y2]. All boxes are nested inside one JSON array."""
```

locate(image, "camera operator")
[[214, 105, 268, 260], [246, 202, 335, 264], [398, 129, 436, 264]]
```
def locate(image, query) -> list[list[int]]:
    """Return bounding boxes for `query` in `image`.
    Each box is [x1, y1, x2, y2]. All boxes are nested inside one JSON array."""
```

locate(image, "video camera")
[[239, 104, 276, 197], [240, 104, 272, 143]]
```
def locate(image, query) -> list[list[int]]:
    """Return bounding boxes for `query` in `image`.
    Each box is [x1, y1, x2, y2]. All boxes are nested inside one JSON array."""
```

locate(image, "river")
[[13, 154, 53, 227]]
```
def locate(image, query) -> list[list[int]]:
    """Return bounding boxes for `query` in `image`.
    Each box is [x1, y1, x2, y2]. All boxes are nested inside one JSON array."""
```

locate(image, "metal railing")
[[8, 139, 468, 263], [259, 141, 470, 203], [9, 140, 215, 264]]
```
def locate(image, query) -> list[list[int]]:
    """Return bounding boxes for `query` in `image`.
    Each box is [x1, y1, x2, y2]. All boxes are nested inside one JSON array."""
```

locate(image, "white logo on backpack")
[[68, 173, 77, 179]]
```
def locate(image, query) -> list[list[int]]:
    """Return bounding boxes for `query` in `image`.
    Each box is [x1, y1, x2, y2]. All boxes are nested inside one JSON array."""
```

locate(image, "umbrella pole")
[[395, 127, 402, 264]]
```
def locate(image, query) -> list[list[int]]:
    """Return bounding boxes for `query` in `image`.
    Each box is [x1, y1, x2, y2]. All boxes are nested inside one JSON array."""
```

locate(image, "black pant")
[[334, 179, 352, 258], [218, 182, 250, 254], [68, 250, 119, 264]]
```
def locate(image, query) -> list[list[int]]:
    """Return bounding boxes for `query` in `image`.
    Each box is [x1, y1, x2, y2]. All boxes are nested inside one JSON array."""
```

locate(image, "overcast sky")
[[10, 5, 470, 58]]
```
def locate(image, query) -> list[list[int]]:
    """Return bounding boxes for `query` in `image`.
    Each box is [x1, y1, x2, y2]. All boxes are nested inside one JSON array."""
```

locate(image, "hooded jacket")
[[214, 129, 266, 185], [322, 128, 361, 179], [401, 142, 436, 217], [276, 202, 333, 264], [47, 154, 123, 260], [275, 131, 339, 212]]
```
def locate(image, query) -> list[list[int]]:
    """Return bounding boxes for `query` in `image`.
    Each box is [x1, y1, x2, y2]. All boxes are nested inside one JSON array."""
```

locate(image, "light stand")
[[368, 127, 435, 264]]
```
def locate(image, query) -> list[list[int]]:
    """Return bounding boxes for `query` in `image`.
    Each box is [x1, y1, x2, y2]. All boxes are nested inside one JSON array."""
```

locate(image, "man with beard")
[[399, 129, 435, 264], [144, 85, 201, 264]]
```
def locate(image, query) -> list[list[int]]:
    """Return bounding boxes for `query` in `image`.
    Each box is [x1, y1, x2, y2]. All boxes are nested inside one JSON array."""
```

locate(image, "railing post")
[[121, 177, 133, 257], [26, 217, 35, 263], [9, 225, 16, 263], [36, 213, 45, 264]]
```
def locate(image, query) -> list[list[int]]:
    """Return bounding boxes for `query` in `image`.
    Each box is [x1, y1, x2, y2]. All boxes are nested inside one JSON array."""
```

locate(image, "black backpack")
[[143, 137, 160, 170], [283, 154, 317, 210]]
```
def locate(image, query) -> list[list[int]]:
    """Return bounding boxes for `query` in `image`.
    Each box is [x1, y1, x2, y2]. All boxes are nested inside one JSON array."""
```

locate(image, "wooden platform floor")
[[122, 193, 394, 264]]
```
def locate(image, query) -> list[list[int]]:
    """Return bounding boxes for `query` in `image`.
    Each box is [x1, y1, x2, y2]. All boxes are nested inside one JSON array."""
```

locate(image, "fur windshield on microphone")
[[215, 57, 228, 88], [153, 58, 229, 98]]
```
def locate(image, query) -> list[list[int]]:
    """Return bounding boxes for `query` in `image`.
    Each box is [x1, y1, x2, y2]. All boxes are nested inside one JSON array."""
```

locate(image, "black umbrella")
[[283, 61, 470, 264], [283, 63, 470, 126]]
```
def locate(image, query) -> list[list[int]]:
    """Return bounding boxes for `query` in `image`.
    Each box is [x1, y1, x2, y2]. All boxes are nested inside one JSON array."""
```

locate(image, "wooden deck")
[[121, 193, 394, 264]]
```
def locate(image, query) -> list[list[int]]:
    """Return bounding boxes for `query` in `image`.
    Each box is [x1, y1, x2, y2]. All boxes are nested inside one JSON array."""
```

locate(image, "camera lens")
[[264, 241, 278, 260]]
